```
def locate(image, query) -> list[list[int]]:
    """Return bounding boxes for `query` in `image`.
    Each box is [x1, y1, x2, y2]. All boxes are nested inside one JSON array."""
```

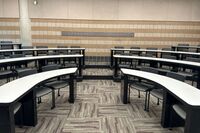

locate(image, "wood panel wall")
[[0, 18, 20, 42], [31, 18, 200, 56], [0, 18, 199, 56]]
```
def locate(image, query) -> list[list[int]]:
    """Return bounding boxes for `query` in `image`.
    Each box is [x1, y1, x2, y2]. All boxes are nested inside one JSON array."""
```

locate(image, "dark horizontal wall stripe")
[[61, 31, 134, 37]]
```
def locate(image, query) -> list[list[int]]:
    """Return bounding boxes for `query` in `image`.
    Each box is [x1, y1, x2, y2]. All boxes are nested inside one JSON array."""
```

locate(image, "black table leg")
[[51, 90, 55, 109], [184, 107, 200, 133], [0, 89, 37, 133], [171, 46, 176, 51], [161, 90, 171, 128], [121, 74, 129, 104], [162, 89, 200, 133], [82, 50, 85, 67], [156, 52, 158, 58], [161, 90, 178, 128], [0, 104, 15, 133], [20, 89, 37, 126], [150, 61, 158, 68], [68, 74, 77, 103], [110, 50, 113, 68], [138, 52, 142, 66], [161, 90, 184, 129], [78, 57, 83, 79], [197, 48, 200, 53], [38, 59, 46, 72], [113, 58, 119, 79], [197, 70, 200, 89]]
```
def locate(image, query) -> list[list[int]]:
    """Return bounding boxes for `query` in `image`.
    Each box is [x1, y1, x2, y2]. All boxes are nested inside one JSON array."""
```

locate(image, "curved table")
[[110, 48, 200, 67], [0, 54, 83, 78], [0, 48, 85, 66], [0, 68, 77, 133], [121, 68, 200, 133], [113, 55, 200, 88]]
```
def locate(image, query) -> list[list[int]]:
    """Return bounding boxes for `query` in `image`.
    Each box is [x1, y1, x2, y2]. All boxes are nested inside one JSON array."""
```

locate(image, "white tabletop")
[[111, 48, 200, 56], [121, 68, 200, 106], [0, 68, 77, 104], [0, 48, 85, 53], [114, 55, 200, 68], [0, 54, 83, 64]]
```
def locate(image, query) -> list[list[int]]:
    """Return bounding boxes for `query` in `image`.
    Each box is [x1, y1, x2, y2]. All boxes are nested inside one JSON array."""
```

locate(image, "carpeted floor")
[[13, 68, 184, 133]]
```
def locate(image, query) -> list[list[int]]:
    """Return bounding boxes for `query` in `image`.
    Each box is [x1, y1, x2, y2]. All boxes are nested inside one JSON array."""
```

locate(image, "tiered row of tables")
[[0, 47, 85, 133], [111, 47, 200, 133]]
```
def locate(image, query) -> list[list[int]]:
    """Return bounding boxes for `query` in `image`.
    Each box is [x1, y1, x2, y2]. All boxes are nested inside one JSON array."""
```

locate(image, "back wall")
[[28, 0, 200, 21], [0, 0, 200, 57]]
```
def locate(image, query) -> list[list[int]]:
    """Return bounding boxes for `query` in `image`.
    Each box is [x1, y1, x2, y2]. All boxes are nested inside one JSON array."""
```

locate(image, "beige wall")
[[31, 18, 200, 56], [0, 0, 199, 21], [0, 0, 200, 57], [28, 0, 200, 21], [0, 0, 19, 17]]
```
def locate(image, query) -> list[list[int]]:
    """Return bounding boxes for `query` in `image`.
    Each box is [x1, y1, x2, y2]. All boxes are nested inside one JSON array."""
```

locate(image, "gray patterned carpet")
[[13, 68, 183, 133]]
